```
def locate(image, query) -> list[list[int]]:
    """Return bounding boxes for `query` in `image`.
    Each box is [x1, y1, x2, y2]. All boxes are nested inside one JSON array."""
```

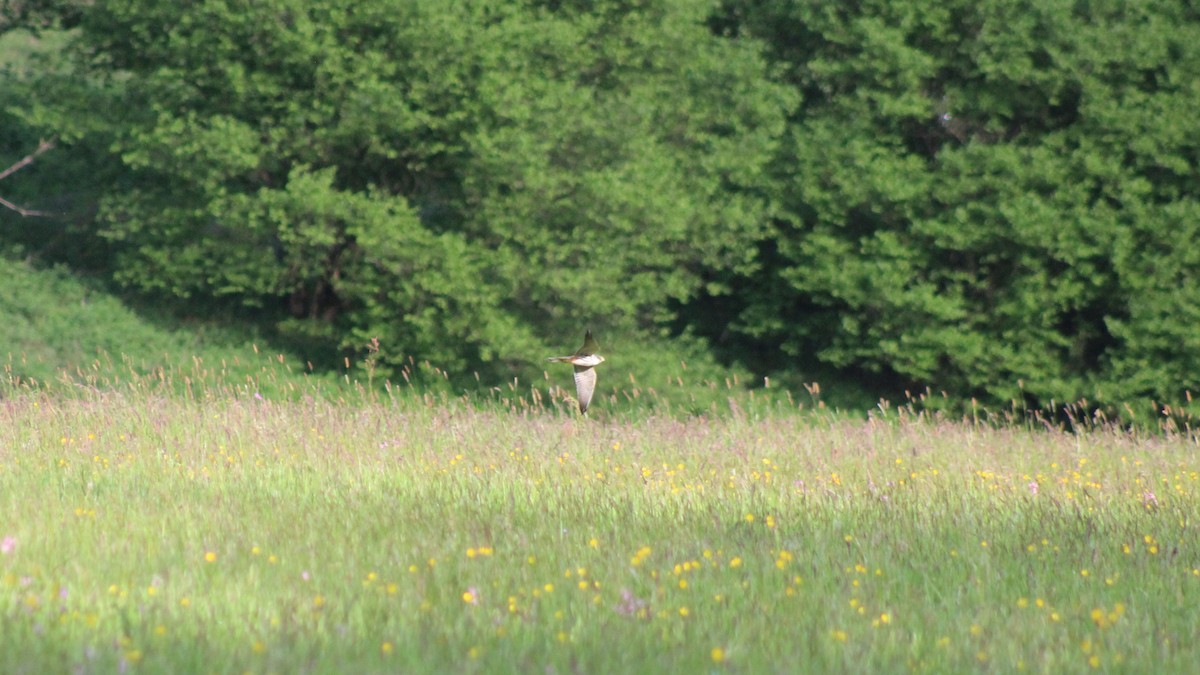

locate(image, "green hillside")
[[0, 256, 327, 396], [0, 255, 828, 417]]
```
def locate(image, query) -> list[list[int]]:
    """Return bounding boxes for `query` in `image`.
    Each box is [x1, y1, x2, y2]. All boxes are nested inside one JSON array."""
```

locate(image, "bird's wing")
[[577, 330, 601, 357], [573, 365, 597, 413]]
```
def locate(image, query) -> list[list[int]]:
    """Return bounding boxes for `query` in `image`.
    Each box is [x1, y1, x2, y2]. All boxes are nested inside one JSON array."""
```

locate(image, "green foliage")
[[18, 0, 788, 384], [0, 0, 88, 35], [6, 0, 1200, 420], [706, 0, 1200, 417], [1, 27, 123, 271]]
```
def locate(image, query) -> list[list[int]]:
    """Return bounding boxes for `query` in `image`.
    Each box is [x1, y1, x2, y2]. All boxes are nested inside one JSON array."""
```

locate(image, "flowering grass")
[[1, 372, 1198, 673]]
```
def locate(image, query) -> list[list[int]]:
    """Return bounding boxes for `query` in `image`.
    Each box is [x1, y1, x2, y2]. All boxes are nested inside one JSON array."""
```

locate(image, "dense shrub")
[[699, 0, 1200, 416], [13, 0, 788, 383], [5, 1, 1200, 420]]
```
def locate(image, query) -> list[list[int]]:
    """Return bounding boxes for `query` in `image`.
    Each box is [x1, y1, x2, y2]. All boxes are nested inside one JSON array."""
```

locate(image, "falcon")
[[547, 331, 606, 414]]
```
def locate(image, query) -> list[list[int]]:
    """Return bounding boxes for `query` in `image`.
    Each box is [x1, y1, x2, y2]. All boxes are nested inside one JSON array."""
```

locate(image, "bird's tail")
[[547, 356, 568, 363]]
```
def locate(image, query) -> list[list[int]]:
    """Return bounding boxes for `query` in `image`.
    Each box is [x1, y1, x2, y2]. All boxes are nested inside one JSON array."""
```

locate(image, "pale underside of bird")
[[547, 331, 605, 414]]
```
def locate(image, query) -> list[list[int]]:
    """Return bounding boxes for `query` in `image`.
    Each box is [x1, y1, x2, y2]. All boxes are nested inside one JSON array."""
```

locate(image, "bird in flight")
[[547, 330, 605, 414]]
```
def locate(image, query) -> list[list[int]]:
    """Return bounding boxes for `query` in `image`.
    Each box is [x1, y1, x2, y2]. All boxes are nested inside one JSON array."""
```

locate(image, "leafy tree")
[[0, 0, 88, 35], [2, 24, 118, 269], [20, 0, 790, 382], [703, 0, 1200, 416]]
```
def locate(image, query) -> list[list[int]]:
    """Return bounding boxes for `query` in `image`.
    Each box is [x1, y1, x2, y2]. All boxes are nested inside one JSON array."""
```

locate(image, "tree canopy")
[[700, 0, 1200, 413], [3, 0, 1199, 419], [13, 0, 789, 379]]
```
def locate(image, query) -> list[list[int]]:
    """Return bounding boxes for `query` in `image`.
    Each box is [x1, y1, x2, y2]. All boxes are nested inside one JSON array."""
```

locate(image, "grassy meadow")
[[1, 358, 1198, 674]]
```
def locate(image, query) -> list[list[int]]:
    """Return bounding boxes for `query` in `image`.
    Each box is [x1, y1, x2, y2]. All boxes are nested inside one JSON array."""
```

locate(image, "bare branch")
[[0, 194, 52, 216], [0, 137, 55, 183], [0, 137, 56, 217]]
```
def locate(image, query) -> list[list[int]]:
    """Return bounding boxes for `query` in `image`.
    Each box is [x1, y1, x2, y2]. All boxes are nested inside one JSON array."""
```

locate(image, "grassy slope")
[[0, 257, 335, 398], [0, 377, 1197, 674], [0, 256, 814, 417]]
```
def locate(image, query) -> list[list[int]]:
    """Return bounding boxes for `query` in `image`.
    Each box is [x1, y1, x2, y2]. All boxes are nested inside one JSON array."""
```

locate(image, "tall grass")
[[1, 360, 1198, 674]]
